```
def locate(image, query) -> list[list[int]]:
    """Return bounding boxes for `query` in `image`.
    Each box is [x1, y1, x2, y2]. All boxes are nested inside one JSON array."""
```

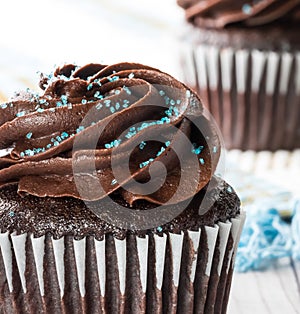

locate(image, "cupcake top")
[[178, 0, 300, 29], [0, 62, 240, 236], [0, 63, 220, 206], [178, 0, 300, 50]]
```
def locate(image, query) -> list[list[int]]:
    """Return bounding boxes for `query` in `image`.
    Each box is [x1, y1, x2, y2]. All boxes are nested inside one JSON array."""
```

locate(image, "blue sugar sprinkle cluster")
[[139, 141, 146, 150], [165, 106, 179, 118], [87, 83, 93, 91], [227, 186, 233, 193], [94, 91, 103, 100], [242, 3, 252, 14], [139, 141, 170, 169], [107, 76, 119, 82], [16, 111, 26, 117], [76, 126, 85, 133], [20, 130, 72, 158], [192, 144, 204, 155], [123, 86, 131, 95], [105, 139, 121, 149]]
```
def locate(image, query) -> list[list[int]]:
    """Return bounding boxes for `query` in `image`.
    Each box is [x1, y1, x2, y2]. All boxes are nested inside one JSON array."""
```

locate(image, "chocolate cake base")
[[0, 178, 244, 314]]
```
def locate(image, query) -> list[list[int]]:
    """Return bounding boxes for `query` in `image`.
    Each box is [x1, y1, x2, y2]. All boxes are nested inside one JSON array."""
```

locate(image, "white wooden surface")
[[229, 258, 300, 314]]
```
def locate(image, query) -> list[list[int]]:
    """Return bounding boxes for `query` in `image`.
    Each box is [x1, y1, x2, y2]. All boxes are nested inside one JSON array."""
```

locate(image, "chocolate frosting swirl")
[[0, 63, 220, 206], [178, 0, 300, 28]]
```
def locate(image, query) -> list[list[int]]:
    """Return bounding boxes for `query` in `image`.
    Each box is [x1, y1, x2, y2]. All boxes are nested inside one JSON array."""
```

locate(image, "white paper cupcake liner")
[[180, 43, 300, 151], [0, 212, 245, 313]]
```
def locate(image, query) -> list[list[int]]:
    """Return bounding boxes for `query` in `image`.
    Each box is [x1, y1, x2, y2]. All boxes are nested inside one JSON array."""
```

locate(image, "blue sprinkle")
[[227, 186, 233, 193], [56, 101, 63, 107], [114, 139, 121, 147], [123, 86, 131, 95], [110, 107, 116, 114], [170, 99, 176, 106], [25, 149, 34, 156], [186, 90, 191, 98], [159, 90, 165, 96], [111, 178, 117, 185], [26, 132, 33, 139], [37, 108, 44, 113], [94, 91, 101, 98], [156, 146, 165, 157], [115, 102, 120, 110], [165, 109, 172, 117], [105, 143, 111, 149], [20, 152, 25, 158], [192, 145, 204, 155], [164, 96, 170, 105], [108, 76, 119, 82], [165, 141, 171, 147], [81, 99, 87, 105], [139, 160, 149, 168], [87, 83, 93, 91], [114, 90, 121, 95], [161, 117, 171, 124], [96, 103, 103, 110], [9, 211, 15, 218], [16, 111, 26, 117], [61, 95, 68, 105], [76, 126, 85, 133], [104, 100, 111, 107], [139, 141, 146, 150], [213, 146, 218, 153], [1, 104, 7, 109], [56, 136, 62, 142], [61, 132, 69, 139], [53, 141, 59, 146], [128, 73, 134, 79], [199, 158, 205, 165], [123, 99, 130, 108], [46, 144, 52, 149], [156, 226, 163, 232], [242, 3, 252, 14], [176, 99, 181, 105], [39, 98, 47, 104]]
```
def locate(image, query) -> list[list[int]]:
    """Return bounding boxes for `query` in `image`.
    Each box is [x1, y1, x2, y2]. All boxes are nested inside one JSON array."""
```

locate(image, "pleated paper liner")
[[179, 42, 300, 151], [0, 212, 245, 314]]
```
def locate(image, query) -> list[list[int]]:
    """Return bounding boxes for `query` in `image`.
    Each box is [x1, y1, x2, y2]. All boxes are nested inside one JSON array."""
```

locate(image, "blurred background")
[[0, 0, 183, 97]]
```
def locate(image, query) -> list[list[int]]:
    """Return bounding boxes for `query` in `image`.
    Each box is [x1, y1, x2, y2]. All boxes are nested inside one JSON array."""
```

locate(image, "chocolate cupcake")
[[0, 62, 244, 313], [177, 0, 300, 151]]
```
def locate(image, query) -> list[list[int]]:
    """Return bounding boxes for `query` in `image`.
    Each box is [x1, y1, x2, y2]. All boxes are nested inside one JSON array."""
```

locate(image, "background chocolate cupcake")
[[0, 62, 244, 313], [177, 0, 300, 151]]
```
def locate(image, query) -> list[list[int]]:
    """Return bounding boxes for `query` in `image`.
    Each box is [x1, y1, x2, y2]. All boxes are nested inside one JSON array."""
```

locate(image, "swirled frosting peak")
[[0, 63, 220, 206], [177, 0, 300, 28]]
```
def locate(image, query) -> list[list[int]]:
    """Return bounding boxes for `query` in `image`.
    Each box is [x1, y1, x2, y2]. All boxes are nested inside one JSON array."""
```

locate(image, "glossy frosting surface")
[[0, 63, 220, 206]]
